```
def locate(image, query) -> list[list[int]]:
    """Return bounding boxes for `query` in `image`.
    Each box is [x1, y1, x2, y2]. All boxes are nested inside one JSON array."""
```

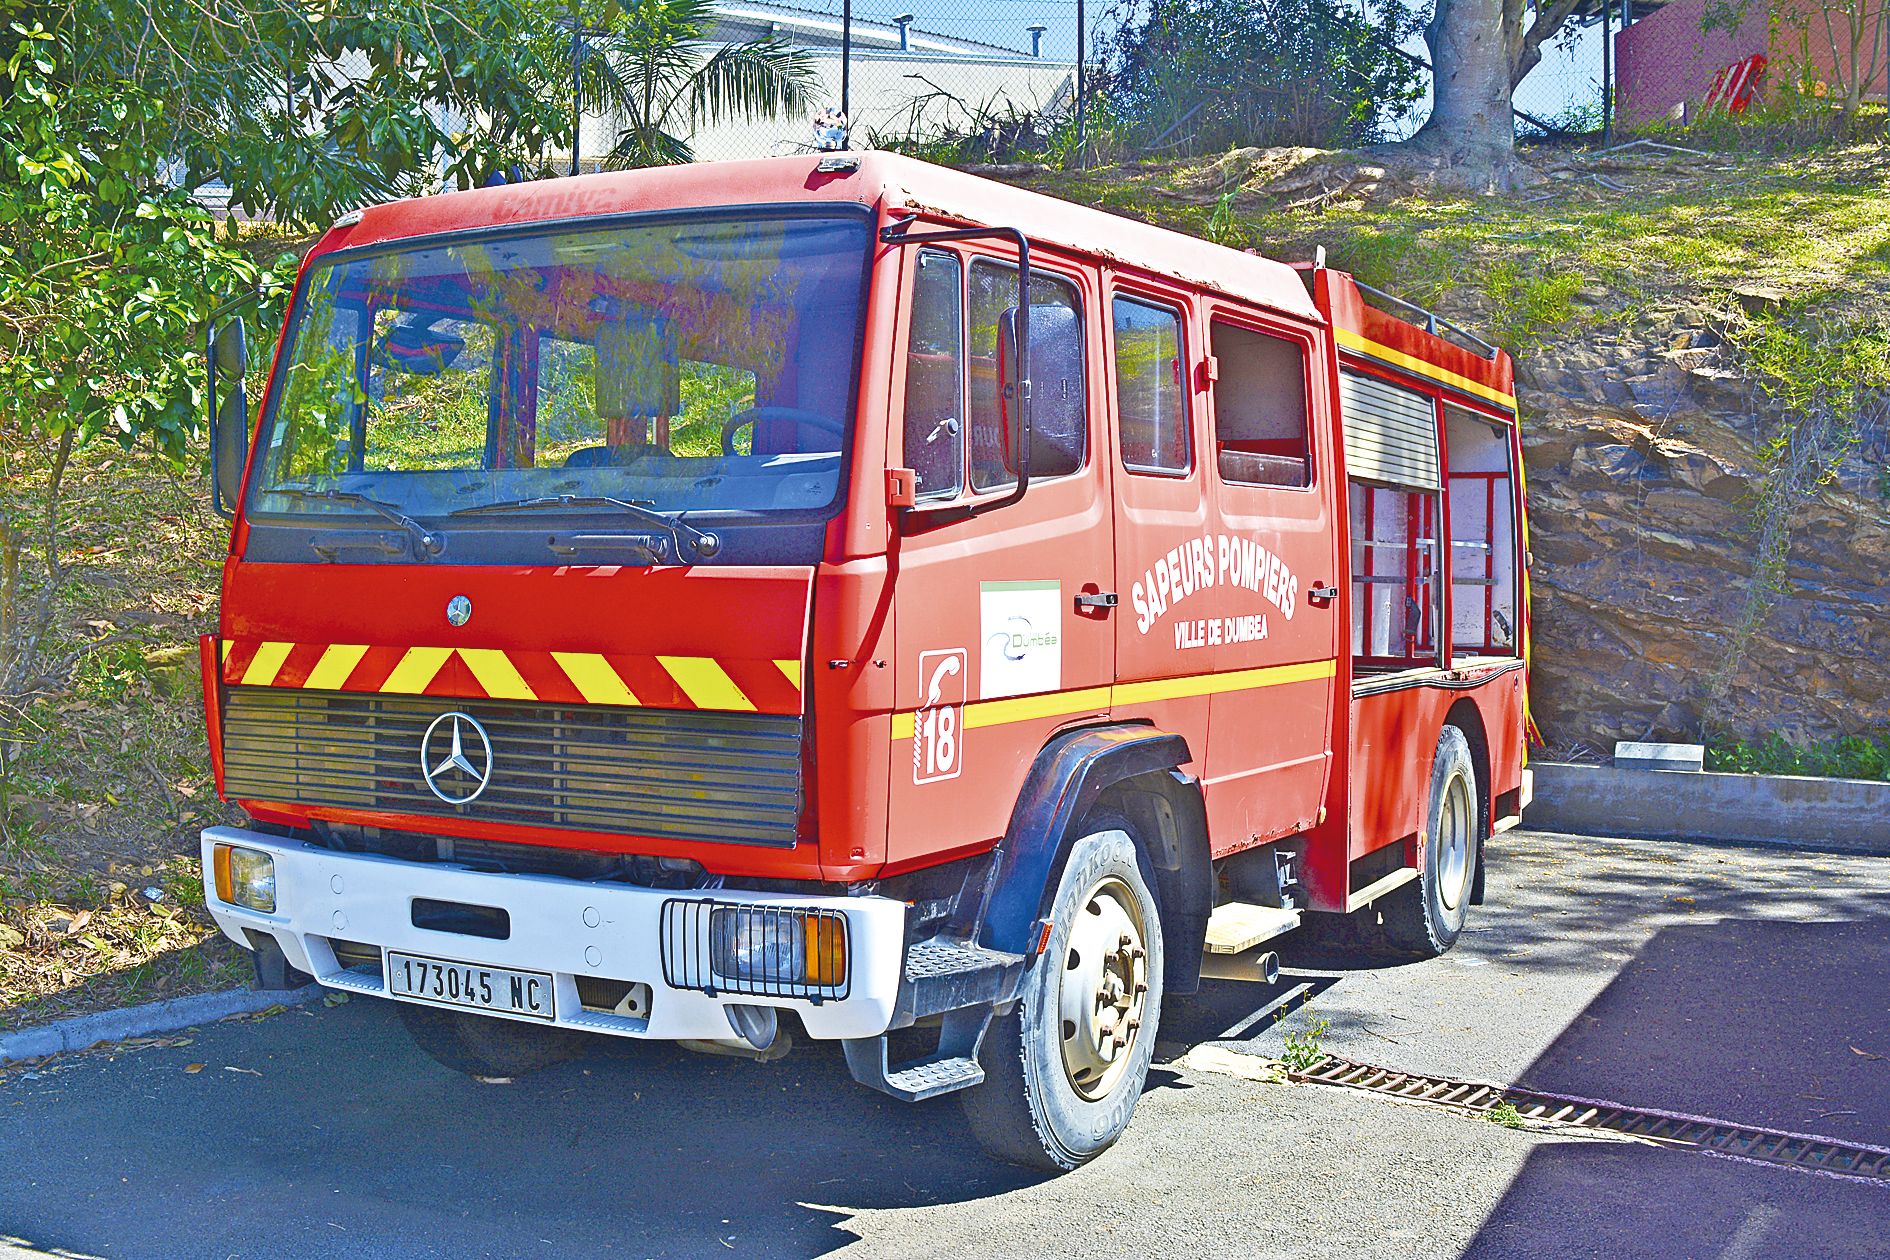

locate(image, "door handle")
[[1308, 584, 1340, 605], [1075, 591, 1119, 610]]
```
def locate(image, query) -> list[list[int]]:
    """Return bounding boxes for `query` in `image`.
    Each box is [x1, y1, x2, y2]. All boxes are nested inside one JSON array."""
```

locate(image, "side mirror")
[[208, 317, 251, 517], [998, 304, 1083, 481]]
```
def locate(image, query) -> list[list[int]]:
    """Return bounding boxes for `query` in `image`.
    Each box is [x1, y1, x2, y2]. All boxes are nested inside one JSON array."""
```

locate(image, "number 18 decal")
[[914, 648, 967, 784]]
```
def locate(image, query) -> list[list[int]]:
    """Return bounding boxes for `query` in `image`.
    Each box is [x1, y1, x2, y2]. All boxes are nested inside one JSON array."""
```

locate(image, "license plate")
[[385, 950, 555, 1021]]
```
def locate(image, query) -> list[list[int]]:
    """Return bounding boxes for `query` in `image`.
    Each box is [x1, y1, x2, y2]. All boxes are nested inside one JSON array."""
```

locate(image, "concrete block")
[[1614, 741, 1705, 772], [1525, 762, 1890, 855]]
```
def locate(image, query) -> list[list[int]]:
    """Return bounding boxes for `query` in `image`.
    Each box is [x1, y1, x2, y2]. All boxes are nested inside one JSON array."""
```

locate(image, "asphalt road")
[[4, 829, 1889, 1260]]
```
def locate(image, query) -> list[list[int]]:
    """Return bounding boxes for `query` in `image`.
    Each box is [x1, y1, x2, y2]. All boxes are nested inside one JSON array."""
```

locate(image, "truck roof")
[[317, 152, 1321, 324]]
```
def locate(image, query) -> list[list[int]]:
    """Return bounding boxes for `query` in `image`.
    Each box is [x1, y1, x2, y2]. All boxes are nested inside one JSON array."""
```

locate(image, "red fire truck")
[[198, 153, 1530, 1170]]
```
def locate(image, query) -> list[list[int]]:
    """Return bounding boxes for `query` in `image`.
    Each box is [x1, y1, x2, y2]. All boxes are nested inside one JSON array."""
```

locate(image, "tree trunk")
[[1410, 0, 1516, 171]]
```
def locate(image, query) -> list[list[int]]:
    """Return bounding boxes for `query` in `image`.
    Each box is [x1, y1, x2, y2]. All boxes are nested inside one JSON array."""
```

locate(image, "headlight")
[[708, 906, 847, 990], [213, 844, 276, 913]]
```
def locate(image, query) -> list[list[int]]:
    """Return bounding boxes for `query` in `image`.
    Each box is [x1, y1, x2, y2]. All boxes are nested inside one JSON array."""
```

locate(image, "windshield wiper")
[[450, 495, 720, 560], [272, 487, 443, 558]]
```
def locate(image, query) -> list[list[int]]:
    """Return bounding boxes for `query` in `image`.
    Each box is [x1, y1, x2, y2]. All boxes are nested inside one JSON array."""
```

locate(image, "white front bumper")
[[200, 826, 906, 1042]]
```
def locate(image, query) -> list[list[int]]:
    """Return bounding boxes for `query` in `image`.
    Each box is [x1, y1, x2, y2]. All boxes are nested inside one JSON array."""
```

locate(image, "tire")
[[961, 821, 1164, 1171], [1381, 725, 1483, 958], [394, 1002, 589, 1080]]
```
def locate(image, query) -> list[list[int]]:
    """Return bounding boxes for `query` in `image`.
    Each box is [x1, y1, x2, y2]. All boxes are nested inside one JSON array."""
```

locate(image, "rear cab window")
[[1112, 296, 1190, 475], [1209, 321, 1312, 490]]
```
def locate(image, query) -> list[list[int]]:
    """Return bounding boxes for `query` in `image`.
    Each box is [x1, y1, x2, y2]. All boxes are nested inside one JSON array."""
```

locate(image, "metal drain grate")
[[1292, 1056, 1890, 1184]]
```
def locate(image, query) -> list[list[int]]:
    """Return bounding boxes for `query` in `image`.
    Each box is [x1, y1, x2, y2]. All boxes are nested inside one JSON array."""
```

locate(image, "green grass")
[[1706, 733, 1890, 782], [1006, 141, 1890, 356]]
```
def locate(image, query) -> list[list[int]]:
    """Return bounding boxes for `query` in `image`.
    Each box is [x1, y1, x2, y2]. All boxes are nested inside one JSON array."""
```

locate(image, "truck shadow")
[[1459, 912, 1890, 1258]]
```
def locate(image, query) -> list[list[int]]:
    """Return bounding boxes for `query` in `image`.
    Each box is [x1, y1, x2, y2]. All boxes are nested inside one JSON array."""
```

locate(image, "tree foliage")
[[0, 0, 567, 738], [19, 0, 572, 226], [579, 0, 815, 168], [1102, 0, 1426, 154]]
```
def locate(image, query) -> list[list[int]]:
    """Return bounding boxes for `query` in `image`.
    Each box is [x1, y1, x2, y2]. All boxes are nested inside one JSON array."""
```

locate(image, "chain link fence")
[[669, 1, 1095, 163], [227, 2, 1618, 200]]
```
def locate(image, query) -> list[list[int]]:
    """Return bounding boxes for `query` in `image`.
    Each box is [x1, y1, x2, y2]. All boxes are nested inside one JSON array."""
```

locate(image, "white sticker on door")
[[979, 580, 1062, 699], [913, 649, 967, 784]]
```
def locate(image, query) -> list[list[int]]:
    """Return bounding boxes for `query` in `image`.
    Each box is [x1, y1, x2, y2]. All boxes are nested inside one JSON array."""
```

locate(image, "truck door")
[[1106, 278, 1213, 767], [885, 245, 1115, 871], [1198, 310, 1342, 849]]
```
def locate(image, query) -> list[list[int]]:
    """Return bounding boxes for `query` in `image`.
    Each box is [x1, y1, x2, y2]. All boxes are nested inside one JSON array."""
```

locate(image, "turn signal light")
[[804, 913, 847, 987]]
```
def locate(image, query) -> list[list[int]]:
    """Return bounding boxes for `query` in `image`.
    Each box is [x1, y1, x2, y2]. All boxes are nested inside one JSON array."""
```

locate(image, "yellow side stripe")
[[380, 646, 453, 695], [1334, 326, 1517, 411], [303, 644, 369, 691], [240, 641, 294, 687], [659, 655, 756, 712], [553, 651, 640, 706], [1112, 658, 1336, 705], [457, 648, 538, 701], [775, 659, 803, 691], [889, 660, 1336, 740]]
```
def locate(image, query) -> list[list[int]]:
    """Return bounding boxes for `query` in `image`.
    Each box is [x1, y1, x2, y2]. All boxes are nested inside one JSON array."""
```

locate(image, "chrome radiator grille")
[[220, 687, 804, 847]]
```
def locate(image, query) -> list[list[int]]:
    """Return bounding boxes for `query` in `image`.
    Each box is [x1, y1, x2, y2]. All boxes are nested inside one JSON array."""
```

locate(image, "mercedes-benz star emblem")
[[446, 595, 472, 627], [420, 711, 494, 804]]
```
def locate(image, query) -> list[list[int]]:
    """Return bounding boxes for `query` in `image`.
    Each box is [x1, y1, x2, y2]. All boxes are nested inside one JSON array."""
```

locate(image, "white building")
[[574, 1, 1078, 166]]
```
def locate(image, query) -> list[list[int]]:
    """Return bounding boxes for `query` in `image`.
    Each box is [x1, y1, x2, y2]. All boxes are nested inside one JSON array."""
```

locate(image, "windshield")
[[247, 210, 870, 552]]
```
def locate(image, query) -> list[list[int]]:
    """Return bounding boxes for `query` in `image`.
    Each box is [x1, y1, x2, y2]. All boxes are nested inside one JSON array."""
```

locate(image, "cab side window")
[[1210, 321, 1311, 489], [900, 250, 965, 500], [1113, 296, 1189, 474], [967, 258, 1085, 492]]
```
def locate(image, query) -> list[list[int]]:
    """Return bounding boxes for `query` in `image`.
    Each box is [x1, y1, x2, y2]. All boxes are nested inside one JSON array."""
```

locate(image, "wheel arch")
[[965, 723, 1208, 994]]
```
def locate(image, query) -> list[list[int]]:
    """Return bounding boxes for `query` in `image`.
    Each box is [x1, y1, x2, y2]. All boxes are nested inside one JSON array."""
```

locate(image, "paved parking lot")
[[5, 829, 1889, 1259]]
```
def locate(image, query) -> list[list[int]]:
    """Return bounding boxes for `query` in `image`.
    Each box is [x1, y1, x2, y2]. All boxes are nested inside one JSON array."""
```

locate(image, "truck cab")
[[200, 153, 1528, 1170]]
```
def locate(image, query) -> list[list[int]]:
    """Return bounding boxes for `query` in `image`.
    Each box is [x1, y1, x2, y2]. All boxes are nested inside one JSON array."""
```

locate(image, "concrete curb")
[[1, 983, 323, 1065], [1527, 762, 1890, 856]]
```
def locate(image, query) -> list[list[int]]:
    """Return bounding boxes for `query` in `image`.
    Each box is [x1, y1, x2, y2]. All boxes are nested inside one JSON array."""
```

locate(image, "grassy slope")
[[2, 137, 1885, 1032], [1, 439, 249, 1031], [999, 141, 1890, 352]]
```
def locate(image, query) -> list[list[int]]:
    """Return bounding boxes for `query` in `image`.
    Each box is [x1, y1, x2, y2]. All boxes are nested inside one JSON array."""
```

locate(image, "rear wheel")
[[962, 822, 1164, 1171], [395, 1002, 588, 1080], [1381, 725, 1482, 958]]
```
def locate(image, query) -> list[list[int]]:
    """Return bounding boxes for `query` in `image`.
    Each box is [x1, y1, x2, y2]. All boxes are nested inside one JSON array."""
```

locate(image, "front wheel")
[[1381, 724, 1483, 957], [961, 822, 1164, 1171]]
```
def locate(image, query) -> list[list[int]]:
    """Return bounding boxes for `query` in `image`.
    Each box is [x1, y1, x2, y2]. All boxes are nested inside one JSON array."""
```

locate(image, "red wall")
[[1616, 0, 1770, 126], [1617, 0, 1888, 126]]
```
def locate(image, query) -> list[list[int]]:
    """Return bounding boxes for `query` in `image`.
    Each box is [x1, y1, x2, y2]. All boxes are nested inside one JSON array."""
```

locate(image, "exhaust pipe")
[[1199, 948, 1282, 985]]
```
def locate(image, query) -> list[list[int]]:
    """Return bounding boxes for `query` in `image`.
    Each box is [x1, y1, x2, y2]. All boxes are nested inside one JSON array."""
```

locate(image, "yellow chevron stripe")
[[220, 641, 233, 662], [889, 660, 1337, 740], [775, 659, 803, 691], [240, 641, 294, 687], [658, 655, 756, 712], [302, 643, 369, 691], [553, 651, 640, 706], [457, 648, 537, 701], [380, 646, 453, 694], [1334, 326, 1517, 411]]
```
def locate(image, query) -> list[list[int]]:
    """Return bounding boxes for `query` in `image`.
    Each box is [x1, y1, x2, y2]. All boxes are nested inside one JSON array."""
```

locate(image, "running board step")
[[844, 1007, 992, 1102], [897, 939, 1024, 1024], [876, 1053, 985, 1102], [1204, 902, 1302, 954]]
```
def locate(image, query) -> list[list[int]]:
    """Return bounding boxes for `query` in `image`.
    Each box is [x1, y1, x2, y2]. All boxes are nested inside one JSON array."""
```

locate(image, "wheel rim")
[[1056, 875, 1150, 1101], [1437, 772, 1474, 912]]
